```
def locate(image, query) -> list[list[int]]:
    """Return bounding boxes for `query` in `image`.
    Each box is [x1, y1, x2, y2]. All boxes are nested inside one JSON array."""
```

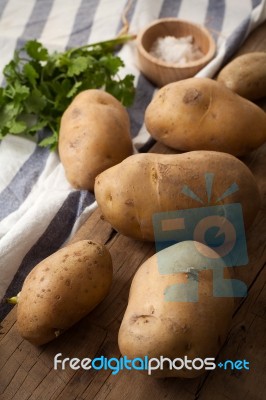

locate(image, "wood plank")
[[197, 267, 266, 400], [67, 208, 115, 247], [0, 20, 265, 400]]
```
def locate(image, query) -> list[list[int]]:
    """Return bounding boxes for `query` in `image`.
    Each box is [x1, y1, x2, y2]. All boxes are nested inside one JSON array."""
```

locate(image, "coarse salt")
[[149, 35, 204, 65]]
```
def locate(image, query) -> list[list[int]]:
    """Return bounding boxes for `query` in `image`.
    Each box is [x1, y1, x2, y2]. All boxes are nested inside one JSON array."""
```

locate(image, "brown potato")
[[59, 89, 133, 191], [94, 151, 260, 241], [217, 52, 266, 100], [144, 78, 266, 156], [118, 241, 234, 378], [17, 240, 113, 345]]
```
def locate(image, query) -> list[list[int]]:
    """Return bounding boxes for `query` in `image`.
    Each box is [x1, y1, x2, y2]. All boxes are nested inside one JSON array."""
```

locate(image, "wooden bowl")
[[137, 18, 216, 87]]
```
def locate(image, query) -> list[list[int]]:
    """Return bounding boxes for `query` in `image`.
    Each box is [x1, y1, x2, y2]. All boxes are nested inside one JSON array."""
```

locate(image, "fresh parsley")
[[0, 35, 135, 150]]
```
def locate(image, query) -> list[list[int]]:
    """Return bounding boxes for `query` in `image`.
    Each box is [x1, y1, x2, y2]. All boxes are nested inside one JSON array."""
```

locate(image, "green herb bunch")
[[0, 35, 135, 150]]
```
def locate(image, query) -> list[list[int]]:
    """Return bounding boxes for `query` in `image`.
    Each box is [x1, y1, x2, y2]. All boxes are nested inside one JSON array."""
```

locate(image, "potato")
[[217, 52, 266, 100], [59, 89, 133, 191], [94, 151, 260, 241], [118, 241, 234, 378], [144, 78, 266, 156], [17, 240, 113, 345]]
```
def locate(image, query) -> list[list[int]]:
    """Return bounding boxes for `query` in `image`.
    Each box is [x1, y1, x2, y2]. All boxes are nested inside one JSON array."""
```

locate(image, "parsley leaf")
[[9, 120, 27, 134], [24, 40, 49, 61], [23, 63, 39, 86], [67, 56, 88, 77]]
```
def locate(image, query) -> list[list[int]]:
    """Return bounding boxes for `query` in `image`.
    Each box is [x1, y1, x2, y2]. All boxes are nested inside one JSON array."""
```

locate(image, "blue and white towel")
[[0, 0, 265, 321]]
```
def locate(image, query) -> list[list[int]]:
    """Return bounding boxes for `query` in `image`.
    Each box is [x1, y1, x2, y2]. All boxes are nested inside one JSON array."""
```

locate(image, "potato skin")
[[144, 78, 266, 156], [94, 151, 260, 241], [118, 241, 234, 378], [59, 89, 133, 191], [217, 52, 266, 100], [17, 240, 113, 345]]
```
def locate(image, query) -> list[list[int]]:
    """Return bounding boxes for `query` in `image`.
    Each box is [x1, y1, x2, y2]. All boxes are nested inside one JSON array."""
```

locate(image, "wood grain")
[[0, 21, 265, 400]]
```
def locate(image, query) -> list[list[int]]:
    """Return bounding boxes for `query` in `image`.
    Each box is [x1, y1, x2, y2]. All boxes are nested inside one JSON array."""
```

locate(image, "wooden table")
[[0, 22, 265, 400]]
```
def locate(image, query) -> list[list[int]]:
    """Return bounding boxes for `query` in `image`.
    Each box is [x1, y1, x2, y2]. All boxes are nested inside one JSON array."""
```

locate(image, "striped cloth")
[[0, 0, 265, 321]]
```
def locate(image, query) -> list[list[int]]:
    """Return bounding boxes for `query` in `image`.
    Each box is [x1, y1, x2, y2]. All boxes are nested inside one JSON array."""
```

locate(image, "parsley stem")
[[66, 33, 136, 56]]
